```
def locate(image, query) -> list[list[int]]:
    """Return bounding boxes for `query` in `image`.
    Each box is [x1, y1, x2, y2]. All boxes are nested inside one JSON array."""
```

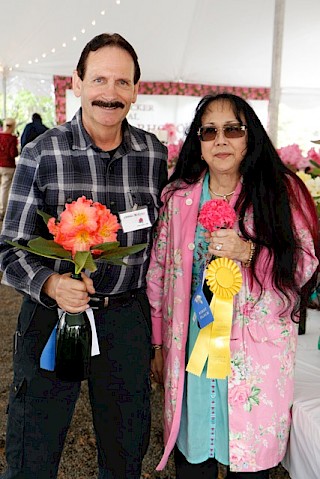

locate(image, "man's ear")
[[72, 70, 82, 98], [132, 81, 140, 104]]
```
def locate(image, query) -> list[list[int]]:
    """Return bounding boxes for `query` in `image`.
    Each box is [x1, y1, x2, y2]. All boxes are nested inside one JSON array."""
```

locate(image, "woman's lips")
[[215, 153, 231, 159]]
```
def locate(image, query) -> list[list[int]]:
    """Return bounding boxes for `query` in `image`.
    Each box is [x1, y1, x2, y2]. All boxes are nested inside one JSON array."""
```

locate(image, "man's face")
[[73, 46, 139, 136]]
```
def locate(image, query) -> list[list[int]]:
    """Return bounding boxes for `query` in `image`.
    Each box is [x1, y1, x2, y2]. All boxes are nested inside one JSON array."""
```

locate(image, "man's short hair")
[[76, 33, 141, 84]]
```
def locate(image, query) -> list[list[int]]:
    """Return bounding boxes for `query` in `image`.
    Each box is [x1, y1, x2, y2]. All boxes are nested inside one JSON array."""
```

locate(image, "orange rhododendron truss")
[[47, 196, 121, 256], [7, 196, 147, 274]]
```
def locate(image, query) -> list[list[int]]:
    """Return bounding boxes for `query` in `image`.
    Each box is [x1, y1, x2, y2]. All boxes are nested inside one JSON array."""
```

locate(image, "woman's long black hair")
[[169, 93, 319, 318]]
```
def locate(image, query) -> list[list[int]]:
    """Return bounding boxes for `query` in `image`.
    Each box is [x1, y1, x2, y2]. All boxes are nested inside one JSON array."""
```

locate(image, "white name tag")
[[119, 207, 152, 233]]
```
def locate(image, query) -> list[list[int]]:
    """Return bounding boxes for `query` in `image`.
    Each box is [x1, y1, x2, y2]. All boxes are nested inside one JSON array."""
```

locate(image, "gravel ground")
[[0, 273, 290, 478]]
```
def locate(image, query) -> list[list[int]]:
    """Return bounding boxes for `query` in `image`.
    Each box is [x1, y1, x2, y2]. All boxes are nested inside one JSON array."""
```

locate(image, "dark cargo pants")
[[1, 290, 151, 479]]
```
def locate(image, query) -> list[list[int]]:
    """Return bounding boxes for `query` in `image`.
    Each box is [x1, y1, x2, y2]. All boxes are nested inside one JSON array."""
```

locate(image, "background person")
[[147, 93, 319, 479], [20, 112, 49, 150], [0, 118, 18, 220], [0, 33, 167, 479]]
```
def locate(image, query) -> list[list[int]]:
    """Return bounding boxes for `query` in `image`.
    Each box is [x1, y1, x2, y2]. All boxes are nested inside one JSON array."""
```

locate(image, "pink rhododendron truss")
[[198, 198, 237, 232]]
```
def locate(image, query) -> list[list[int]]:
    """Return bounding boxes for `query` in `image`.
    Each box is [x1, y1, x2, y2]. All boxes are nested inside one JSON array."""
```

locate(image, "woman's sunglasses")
[[197, 125, 247, 142]]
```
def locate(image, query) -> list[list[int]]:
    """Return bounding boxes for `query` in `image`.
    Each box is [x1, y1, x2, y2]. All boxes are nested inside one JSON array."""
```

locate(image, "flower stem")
[[71, 273, 82, 280]]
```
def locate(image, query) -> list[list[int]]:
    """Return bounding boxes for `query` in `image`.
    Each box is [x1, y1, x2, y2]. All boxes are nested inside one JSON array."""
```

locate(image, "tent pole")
[[268, 0, 286, 147]]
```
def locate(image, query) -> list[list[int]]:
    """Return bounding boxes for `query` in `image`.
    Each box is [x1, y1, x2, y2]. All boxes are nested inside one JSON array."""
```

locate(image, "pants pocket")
[[14, 296, 58, 367], [5, 378, 27, 470]]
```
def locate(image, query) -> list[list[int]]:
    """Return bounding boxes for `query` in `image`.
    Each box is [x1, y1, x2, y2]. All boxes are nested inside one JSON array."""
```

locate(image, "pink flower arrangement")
[[157, 123, 184, 172], [161, 123, 177, 144], [198, 199, 237, 232], [277, 144, 310, 170], [167, 140, 183, 170], [307, 147, 320, 166]]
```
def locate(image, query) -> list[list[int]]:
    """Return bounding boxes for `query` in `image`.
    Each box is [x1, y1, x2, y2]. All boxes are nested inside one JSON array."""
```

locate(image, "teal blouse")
[[176, 172, 229, 465]]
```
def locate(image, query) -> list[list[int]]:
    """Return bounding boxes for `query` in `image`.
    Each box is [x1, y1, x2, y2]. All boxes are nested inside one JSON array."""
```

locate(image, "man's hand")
[[42, 272, 95, 312]]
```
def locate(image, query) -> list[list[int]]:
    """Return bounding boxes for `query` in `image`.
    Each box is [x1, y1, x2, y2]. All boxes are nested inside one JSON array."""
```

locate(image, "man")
[[0, 118, 18, 220], [20, 113, 49, 150], [0, 33, 167, 479]]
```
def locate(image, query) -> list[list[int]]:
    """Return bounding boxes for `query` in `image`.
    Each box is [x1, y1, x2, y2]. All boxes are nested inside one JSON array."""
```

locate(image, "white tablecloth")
[[282, 309, 320, 479]]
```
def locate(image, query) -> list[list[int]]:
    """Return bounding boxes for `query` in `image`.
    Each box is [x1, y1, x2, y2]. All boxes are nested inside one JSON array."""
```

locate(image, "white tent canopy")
[[1, 0, 319, 87], [1, 0, 320, 147]]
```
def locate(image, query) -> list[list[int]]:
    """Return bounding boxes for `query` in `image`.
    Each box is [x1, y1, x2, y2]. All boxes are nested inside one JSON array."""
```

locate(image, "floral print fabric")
[[146, 177, 318, 471]]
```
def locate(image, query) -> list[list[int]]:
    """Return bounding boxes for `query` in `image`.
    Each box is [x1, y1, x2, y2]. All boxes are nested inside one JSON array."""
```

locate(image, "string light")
[[8, 5, 119, 71]]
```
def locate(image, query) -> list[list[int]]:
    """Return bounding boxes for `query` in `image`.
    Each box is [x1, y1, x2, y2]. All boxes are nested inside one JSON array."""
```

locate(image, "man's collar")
[[70, 108, 149, 154]]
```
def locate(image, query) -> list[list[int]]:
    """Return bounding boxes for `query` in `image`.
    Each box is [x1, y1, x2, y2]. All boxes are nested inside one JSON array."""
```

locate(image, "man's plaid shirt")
[[0, 109, 168, 306]]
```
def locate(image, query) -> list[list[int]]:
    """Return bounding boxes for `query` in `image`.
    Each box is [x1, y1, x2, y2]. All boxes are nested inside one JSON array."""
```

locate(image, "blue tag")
[[40, 323, 58, 371], [192, 283, 214, 328]]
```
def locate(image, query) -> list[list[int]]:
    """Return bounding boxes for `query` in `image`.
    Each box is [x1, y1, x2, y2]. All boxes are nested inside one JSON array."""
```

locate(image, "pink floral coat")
[[146, 178, 318, 472]]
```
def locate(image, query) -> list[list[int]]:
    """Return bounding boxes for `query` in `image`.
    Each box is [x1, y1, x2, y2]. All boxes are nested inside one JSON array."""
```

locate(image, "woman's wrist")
[[242, 240, 255, 267], [152, 344, 162, 350], [151, 344, 162, 359]]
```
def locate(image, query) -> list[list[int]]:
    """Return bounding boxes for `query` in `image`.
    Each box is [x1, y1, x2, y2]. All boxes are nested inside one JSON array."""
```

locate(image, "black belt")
[[88, 288, 143, 310]]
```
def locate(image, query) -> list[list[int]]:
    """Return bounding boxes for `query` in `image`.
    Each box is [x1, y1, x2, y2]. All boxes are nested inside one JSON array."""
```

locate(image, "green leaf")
[[37, 210, 54, 225], [309, 159, 320, 168], [74, 251, 97, 273], [98, 244, 147, 261], [28, 237, 71, 258], [251, 387, 261, 397], [6, 240, 31, 252], [91, 241, 120, 251], [6, 240, 75, 264]]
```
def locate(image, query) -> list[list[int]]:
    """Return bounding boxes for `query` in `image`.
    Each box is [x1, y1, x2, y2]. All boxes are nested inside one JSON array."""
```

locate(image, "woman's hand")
[[151, 349, 164, 384], [206, 229, 251, 263]]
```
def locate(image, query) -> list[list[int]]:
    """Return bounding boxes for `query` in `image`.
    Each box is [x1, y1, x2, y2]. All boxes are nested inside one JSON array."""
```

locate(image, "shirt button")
[[186, 198, 193, 205], [188, 243, 195, 250]]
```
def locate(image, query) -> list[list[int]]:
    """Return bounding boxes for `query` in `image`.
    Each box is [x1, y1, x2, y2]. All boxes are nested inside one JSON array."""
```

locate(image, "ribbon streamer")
[[186, 257, 242, 379]]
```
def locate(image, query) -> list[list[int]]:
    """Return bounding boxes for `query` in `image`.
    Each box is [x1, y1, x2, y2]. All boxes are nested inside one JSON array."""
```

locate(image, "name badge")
[[119, 207, 152, 233]]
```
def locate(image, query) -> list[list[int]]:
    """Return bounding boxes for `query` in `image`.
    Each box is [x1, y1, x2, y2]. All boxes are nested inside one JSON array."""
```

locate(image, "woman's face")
[[199, 100, 247, 177]]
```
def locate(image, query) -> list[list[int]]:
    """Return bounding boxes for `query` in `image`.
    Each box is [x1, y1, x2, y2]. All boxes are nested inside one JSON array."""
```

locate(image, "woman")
[[146, 93, 319, 479]]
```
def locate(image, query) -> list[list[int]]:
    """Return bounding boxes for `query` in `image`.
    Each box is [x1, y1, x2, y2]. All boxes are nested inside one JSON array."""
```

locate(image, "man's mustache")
[[92, 100, 125, 109]]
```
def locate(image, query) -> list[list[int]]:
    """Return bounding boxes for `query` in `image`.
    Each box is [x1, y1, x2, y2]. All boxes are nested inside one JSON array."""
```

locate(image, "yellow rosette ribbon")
[[186, 257, 242, 379]]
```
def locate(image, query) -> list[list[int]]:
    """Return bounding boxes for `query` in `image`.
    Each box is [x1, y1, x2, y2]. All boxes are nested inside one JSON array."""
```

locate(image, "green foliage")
[[0, 88, 55, 134]]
